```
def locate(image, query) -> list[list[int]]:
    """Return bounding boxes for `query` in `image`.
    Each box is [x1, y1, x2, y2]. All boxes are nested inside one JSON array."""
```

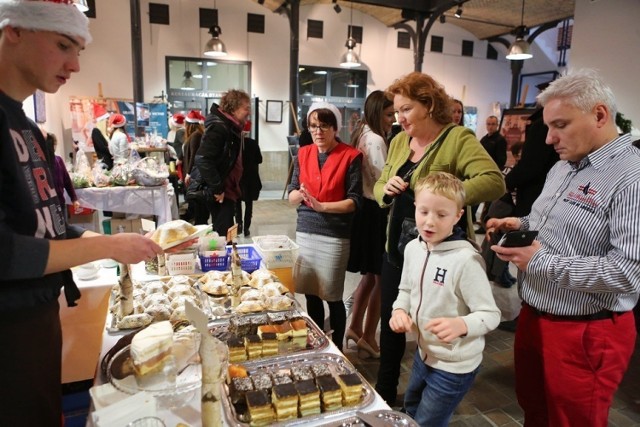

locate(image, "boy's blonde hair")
[[414, 172, 465, 210]]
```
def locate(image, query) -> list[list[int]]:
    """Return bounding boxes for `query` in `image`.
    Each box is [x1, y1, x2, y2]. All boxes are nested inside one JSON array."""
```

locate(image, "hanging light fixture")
[[454, 4, 463, 18], [181, 62, 195, 90], [203, 1, 228, 57], [339, 3, 361, 68], [73, 0, 89, 12], [506, 0, 532, 60]]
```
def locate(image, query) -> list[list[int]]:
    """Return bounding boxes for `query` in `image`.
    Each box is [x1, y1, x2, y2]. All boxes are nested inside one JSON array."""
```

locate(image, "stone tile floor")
[[239, 198, 640, 426]]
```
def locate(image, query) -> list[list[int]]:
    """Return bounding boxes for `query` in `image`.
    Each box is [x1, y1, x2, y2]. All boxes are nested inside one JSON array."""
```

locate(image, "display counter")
[[74, 185, 178, 225], [86, 257, 391, 426]]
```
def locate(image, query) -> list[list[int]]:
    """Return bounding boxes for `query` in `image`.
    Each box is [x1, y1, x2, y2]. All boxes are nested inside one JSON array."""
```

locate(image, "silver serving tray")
[[319, 410, 419, 427], [222, 353, 375, 426], [206, 291, 300, 320], [208, 310, 329, 361]]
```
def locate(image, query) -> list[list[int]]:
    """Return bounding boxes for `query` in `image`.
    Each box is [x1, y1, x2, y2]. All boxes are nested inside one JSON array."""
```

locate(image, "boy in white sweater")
[[390, 172, 500, 426]]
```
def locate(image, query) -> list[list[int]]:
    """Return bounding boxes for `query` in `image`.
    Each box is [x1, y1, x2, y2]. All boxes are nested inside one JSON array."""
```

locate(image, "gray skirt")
[[294, 232, 350, 301]]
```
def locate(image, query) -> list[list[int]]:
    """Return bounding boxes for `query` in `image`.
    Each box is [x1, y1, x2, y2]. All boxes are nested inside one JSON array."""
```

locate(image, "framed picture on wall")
[[499, 108, 536, 166], [266, 100, 283, 123]]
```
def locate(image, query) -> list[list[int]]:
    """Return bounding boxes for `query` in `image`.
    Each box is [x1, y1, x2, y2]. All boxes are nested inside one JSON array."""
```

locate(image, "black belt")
[[524, 303, 626, 321]]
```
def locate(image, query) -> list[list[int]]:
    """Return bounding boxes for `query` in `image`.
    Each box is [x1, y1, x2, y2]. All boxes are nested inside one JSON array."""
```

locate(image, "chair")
[[282, 136, 300, 199]]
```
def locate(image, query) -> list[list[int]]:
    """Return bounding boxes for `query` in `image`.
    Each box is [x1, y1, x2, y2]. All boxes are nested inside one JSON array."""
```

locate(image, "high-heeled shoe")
[[345, 328, 361, 349], [356, 338, 380, 359]]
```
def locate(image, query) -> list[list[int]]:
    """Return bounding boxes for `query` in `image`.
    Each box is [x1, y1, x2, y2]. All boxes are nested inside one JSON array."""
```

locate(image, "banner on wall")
[[69, 97, 169, 152]]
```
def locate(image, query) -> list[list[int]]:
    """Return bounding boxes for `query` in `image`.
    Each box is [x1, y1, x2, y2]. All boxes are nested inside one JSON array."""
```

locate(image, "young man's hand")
[[390, 309, 413, 333], [425, 317, 468, 343]]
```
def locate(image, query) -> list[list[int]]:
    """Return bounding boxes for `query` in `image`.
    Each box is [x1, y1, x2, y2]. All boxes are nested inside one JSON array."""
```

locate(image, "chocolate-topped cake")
[[229, 316, 252, 337], [230, 377, 254, 404], [259, 332, 278, 356], [316, 375, 342, 412], [227, 335, 247, 363], [272, 371, 293, 385], [337, 373, 363, 405], [244, 334, 262, 359], [245, 390, 274, 427], [295, 379, 321, 417], [272, 383, 299, 421]]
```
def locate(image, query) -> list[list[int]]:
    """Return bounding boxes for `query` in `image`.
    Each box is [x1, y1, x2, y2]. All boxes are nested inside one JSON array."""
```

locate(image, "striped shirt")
[[520, 134, 640, 315]]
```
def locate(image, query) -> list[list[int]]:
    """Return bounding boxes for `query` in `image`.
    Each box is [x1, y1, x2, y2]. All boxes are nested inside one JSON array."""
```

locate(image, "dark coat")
[[480, 131, 507, 170], [190, 103, 242, 196], [505, 108, 560, 217], [182, 128, 203, 178], [91, 127, 113, 170], [241, 137, 262, 201]]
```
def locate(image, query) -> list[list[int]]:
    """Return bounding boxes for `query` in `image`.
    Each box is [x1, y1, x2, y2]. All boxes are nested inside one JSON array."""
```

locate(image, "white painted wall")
[[571, 0, 640, 134], [37, 0, 569, 156]]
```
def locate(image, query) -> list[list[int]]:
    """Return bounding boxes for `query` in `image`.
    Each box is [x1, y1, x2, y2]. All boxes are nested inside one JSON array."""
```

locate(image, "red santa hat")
[[170, 112, 185, 128], [185, 110, 201, 124], [0, 0, 92, 44], [92, 103, 109, 122], [108, 113, 126, 129], [243, 120, 252, 133]]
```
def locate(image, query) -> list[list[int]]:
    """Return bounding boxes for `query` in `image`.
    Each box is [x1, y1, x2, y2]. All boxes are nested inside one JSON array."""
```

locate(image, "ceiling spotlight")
[[334, 3, 342, 14], [439, 14, 446, 24], [454, 6, 463, 18]]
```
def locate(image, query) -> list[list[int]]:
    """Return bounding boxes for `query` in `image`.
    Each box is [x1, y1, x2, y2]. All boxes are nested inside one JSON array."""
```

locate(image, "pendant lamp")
[[203, 1, 228, 57], [181, 62, 195, 91], [506, 0, 532, 60], [339, 3, 361, 68]]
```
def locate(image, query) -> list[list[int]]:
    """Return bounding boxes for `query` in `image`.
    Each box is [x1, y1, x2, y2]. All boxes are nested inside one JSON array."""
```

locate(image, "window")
[[431, 35, 443, 53], [462, 40, 474, 57], [149, 3, 169, 25], [397, 32, 411, 49], [307, 20, 323, 39]]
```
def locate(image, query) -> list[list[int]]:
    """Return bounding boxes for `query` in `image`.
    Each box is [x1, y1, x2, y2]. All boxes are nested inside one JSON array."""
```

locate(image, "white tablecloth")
[[90, 260, 391, 426], [74, 185, 177, 225]]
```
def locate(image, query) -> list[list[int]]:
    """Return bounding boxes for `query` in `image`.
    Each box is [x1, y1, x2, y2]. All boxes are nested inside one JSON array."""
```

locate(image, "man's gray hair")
[[536, 69, 617, 117]]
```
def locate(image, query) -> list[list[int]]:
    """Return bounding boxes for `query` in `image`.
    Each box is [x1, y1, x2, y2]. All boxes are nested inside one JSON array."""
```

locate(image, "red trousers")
[[515, 304, 636, 427]]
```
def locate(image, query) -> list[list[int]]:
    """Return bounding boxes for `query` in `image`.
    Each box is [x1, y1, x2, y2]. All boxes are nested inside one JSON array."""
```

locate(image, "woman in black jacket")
[[189, 89, 251, 239], [235, 128, 262, 236]]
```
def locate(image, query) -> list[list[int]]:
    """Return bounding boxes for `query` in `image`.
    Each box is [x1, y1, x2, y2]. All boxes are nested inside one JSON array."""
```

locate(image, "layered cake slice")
[[259, 332, 278, 356], [310, 363, 332, 378], [337, 373, 364, 405], [130, 320, 174, 377], [295, 379, 321, 417], [245, 389, 274, 427], [290, 318, 308, 338], [316, 375, 343, 412], [244, 334, 262, 359], [251, 372, 273, 391], [273, 322, 293, 341], [229, 377, 254, 404], [291, 365, 313, 382], [228, 335, 247, 363], [272, 383, 299, 421]]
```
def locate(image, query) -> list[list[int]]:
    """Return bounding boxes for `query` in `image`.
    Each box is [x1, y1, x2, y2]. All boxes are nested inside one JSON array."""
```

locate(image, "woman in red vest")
[[288, 103, 363, 351]]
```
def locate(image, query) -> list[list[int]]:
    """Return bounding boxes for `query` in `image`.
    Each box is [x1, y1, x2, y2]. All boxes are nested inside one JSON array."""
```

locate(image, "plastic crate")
[[226, 246, 262, 273], [199, 253, 228, 272], [166, 252, 196, 275], [252, 235, 299, 268]]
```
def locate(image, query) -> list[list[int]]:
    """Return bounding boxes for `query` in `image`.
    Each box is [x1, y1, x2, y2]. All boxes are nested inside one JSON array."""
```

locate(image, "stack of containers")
[[198, 233, 228, 271], [252, 235, 299, 293]]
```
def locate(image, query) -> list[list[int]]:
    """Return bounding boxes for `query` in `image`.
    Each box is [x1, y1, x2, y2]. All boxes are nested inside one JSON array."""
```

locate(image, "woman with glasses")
[[373, 72, 505, 406], [288, 102, 363, 351]]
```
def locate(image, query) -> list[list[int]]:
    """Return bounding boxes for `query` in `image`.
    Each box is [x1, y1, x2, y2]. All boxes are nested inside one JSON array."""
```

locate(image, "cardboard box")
[[68, 210, 100, 233], [110, 217, 155, 235]]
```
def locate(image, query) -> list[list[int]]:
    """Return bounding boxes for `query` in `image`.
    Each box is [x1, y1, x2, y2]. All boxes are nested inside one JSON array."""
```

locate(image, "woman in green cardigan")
[[373, 71, 505, 406]]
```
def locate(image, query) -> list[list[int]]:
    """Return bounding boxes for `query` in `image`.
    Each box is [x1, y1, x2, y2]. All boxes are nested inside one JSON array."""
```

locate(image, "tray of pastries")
[[108, 274, 211, 332], [199, 268, 297, 318], [210, 310, 329, 363], [318, 410, 419, 426], [222, 353, 375, 426]]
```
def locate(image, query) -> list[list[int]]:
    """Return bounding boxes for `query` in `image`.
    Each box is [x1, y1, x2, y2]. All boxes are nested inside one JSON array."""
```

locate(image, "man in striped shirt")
[[487, 69, 639, 426]]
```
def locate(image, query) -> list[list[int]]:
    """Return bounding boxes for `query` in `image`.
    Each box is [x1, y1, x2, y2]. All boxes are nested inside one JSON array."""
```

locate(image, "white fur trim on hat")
[[0, 0, 92, 44], [185, 110, 200, 124], [307, 102, 342, 133]]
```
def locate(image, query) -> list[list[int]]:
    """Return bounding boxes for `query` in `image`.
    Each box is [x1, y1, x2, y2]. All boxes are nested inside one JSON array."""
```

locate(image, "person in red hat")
[[0, 1, 163, 425], [168, 111, 186, 164], [108, 113, 130, 161]]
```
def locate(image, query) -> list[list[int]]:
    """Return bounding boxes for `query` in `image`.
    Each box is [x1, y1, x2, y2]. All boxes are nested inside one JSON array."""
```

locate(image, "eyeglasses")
[[309, 124, 332, 133]]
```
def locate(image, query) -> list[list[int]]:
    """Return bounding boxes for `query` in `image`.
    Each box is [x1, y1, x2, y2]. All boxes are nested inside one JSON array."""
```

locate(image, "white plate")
[[160, 224, 212, 250]]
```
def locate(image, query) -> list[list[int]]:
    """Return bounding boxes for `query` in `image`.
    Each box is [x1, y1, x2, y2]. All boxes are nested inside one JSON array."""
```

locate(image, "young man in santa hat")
[[0, 1, 163, 424]]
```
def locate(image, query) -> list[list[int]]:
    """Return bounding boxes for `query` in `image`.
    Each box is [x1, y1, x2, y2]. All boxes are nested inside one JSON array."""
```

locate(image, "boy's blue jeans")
[[404, 350, 479, 426]]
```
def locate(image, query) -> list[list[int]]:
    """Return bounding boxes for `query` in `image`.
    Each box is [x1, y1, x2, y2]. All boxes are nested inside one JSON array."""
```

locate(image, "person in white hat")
[[167, 111, 186, 162], [0, 2, 163, 424]]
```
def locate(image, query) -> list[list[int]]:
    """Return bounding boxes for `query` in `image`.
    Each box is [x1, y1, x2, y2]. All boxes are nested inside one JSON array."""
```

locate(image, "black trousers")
[[375, 252, 406, 406], [235, 199, 254, 232], [0, 300, 62, 426], [206, 197, 236, 240]]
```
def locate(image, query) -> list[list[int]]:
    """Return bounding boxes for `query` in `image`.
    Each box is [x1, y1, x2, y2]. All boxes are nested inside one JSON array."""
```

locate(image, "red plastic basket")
[[199, 253, 228, 272], [226, 246, 262, 273]]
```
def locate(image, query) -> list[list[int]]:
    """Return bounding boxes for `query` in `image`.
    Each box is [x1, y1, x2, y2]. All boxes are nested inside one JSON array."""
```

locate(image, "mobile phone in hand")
[[497, 230, 538, 247]]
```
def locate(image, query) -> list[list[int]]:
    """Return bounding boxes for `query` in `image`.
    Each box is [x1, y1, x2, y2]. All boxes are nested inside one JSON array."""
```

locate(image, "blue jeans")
[[404, 350, 479, 427]]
